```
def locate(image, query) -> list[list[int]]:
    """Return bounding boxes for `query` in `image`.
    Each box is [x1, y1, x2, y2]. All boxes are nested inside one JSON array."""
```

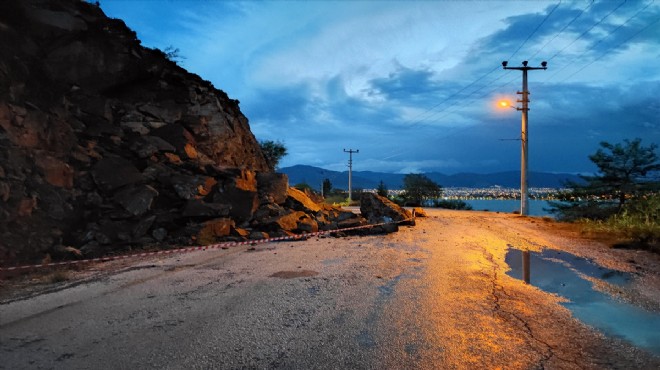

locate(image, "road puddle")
[[505, 247, 660, 355]]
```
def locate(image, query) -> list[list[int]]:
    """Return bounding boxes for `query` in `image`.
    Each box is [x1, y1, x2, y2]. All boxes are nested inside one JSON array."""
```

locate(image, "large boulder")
[[91, 156, 144, 193], [285, 187, 321, 213], [360, 193, 413, 225], [113, 184, 158, 216], [266, 211, 318, 234], [212, 168, 259, 224], [256, 172, 289, 205], [197, 218, 235, 245]]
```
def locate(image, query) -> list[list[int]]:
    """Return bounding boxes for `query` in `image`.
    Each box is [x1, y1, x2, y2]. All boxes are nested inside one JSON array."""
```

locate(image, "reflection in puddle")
[[505, 247, 660, 355]]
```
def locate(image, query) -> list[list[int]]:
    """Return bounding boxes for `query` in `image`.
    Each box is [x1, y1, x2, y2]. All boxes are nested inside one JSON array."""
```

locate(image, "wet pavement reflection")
[[506, 247, 660, 356]]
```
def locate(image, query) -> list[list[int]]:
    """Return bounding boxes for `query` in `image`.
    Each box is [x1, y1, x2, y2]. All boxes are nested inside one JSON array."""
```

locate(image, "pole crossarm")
[[503, 66, 547, 71]]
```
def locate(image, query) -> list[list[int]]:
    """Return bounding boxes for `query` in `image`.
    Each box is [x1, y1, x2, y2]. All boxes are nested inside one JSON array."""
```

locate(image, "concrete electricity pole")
[[502, 60, 547, 216], [343, 149, 359, 202]]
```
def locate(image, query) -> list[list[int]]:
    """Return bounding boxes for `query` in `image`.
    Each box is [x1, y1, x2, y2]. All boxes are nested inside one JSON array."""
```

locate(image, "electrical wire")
[[544, 0, 655, 82], [559, 15, 660, 83], [508, 0, 562, 61], [528, 0, 594, 60], [547, 0, 628, 61], [399, 65, 501, 129]]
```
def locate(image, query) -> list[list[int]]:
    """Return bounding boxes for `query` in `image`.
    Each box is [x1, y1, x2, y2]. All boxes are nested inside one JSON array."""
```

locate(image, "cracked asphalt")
[[1, 209, 659, 369]]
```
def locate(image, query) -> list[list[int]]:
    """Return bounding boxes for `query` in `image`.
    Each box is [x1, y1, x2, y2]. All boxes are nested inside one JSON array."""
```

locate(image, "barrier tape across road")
[[0, 217, 414, 273]]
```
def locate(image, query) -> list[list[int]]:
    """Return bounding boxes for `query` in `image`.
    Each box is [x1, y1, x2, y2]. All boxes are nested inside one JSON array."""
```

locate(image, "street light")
[[501, 60, 547, 216]]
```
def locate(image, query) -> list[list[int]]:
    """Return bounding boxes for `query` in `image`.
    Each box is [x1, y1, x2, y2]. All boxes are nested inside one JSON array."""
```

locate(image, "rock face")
[[0, 0, 388, 265]]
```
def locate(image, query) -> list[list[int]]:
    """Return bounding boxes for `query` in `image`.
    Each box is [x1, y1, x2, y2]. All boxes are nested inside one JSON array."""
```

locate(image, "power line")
[[547, 0, 628, 61], [508, 1, 562, 61], [400, 65, 501, 129], [529, 0, 595, 60], [559, 15, 660, 83], [544, 0, 655, 82], [379, 69, 522, 162]]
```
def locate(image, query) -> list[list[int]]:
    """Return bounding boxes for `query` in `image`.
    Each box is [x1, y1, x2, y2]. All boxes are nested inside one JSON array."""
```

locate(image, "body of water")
[[505, 247, 660, 355], [463, 199, 554, 217]]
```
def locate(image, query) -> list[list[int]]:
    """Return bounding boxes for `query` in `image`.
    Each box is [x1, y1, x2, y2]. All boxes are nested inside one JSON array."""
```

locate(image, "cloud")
[[367, 65, 445, 104]]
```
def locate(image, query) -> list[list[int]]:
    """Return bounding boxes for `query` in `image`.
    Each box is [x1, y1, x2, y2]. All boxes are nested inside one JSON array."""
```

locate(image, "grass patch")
[[324, 195, 349, 206], [47, 270, 70, 283], [577, 195, 660, 253]]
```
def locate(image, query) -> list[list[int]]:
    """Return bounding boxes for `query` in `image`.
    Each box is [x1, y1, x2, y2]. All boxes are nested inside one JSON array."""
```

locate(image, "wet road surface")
[[2, 209, 659, 369]]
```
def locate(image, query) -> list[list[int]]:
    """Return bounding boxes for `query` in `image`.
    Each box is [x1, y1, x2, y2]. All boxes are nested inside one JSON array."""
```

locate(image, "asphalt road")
[[1, 209, 659, 369]]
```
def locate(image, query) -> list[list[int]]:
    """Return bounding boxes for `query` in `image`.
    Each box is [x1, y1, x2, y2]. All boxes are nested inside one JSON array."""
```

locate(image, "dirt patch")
[[270, 270, 319, 279]]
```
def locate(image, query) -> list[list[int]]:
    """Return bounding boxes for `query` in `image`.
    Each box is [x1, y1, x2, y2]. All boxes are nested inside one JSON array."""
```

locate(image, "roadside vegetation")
[[432, 199, 473, 210], [259, 140, 288, 171], [398, 174, 442, 206], [578, 194, 659, 252], [548, 139, 659, 252]]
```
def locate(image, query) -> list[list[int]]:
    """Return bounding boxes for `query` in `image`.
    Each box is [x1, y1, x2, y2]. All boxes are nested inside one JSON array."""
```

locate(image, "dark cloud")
[[474, 0, 660, 64], [368, 66, 444, 102], [244, 83, 313, 124]]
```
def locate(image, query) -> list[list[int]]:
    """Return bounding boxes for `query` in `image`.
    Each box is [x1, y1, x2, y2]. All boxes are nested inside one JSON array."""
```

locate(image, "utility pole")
[[343, 149, 359, 202], [502, 60, 547, 216]]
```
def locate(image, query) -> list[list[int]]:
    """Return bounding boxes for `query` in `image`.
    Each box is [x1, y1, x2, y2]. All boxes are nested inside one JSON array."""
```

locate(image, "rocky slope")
[[0, 0, 407, 266]]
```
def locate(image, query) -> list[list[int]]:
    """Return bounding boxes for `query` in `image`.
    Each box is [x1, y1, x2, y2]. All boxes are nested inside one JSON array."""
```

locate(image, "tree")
[[163, 46, 186, 65], [322, 178, 332, 196], [584, 138, 659, 207], [402, 174, 442, 206], [550, 138, 660, 220], [259, 140, 287, 171], [294, 182, 313, 192], [376, 180, 388, 197]]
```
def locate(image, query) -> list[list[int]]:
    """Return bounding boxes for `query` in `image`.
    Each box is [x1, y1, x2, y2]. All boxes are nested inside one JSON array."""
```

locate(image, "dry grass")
[[47, 270, 70, 283]]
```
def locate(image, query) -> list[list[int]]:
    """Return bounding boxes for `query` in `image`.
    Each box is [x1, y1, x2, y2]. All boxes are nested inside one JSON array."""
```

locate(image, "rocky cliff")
[[0, 0, 390, 266]]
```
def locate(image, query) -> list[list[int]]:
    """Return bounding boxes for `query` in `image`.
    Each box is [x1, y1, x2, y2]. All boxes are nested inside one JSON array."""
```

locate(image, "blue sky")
[[99, 0, 660, 174]]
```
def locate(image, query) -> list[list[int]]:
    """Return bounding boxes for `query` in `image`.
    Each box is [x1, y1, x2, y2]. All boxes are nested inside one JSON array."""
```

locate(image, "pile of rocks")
[[360, 193, 414, 233]]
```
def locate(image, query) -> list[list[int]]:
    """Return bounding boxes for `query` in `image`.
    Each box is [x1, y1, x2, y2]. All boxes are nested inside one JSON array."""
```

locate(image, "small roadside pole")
[[343, 148, 359, 202]]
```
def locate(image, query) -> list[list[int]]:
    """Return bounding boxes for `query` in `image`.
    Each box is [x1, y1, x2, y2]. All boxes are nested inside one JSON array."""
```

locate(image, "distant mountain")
[[279, 165, 582, 190]]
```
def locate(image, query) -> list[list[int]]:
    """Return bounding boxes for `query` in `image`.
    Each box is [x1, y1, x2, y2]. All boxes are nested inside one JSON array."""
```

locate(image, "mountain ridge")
[[280, 164, 582, 189]]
